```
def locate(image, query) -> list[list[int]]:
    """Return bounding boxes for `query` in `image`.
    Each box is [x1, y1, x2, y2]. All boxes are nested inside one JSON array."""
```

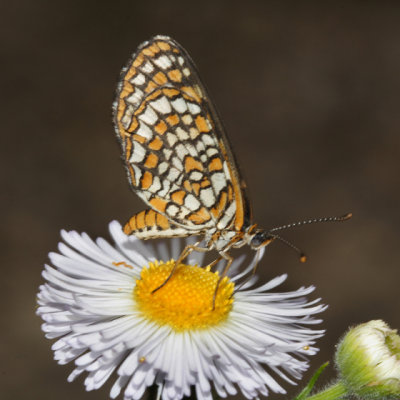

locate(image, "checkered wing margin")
[[113, 36, 250, 238]]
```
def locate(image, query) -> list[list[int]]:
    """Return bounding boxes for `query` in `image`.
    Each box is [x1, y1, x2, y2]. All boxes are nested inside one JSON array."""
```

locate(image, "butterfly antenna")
[[269, 233, 307, 263], [269, 212, 352, 233]]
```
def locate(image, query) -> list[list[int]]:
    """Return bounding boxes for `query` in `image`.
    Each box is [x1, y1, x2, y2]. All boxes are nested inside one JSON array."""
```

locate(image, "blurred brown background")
[[2, 1, 400, 399]]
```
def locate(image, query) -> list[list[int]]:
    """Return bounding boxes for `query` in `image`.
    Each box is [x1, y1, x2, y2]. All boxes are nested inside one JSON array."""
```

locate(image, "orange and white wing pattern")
[[113, 36, 251, 240]]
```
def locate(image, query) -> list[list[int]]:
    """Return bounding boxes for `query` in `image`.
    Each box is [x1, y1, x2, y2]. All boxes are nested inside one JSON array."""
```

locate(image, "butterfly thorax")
[[204, 229, 242, 252], [205, 224, 270, 252]]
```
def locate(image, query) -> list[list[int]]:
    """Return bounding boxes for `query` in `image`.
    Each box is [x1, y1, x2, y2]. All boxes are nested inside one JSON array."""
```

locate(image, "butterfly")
[[113, 35, 351, 286]]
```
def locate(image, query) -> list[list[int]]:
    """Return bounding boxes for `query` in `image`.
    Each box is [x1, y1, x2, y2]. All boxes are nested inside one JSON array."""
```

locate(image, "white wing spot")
[[211, 172, 226, 196], [202, 134, 216, 146], [171, 97, 187, 113], [158, 180, 171, 197], [168, 55, 177, 64], [185, 194, 201, 211], [206, 147, 219, 157], [131, 73, 146, 85], [200, 187, 215, 208], [137, 121, 153, 140], [172, 157, 183, 171], [188, 103, 201, 115], [166, 204, 180, 217], [150, 96, 172, 114], [185, 143, 198, 157], [154, 55, 172, 69], [217, 201, 235, 230], [167, 168, 180, 182], [149, 176, 162, 193], [167, 133, 178, 147], [183, 68, 190, 77], [182, 114, 193, 125], [176, 127, 189, 141], [195, 141, 205, 152], [158, 161, 169, 175], [175, 143, 189, 158], [139, 106, 158, 125], [189, 171, 203, 181], [130, 141, 146, 163], [142, 61, 154, 73], [190, 127, 200, 139], [126, 89, 144, 107], [163, 149, 172, 160]]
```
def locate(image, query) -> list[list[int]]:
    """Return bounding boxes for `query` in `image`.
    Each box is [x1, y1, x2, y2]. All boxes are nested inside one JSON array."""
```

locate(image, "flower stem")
[[305, 381, 347, 400], [147, 384, 160, 399]]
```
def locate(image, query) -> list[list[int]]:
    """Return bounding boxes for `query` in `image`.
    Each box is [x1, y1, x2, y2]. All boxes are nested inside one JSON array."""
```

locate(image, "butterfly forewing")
[[113, 36, 250, 238]]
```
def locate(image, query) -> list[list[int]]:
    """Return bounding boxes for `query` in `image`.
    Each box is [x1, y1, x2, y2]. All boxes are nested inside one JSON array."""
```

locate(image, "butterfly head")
[[249, 228, 307, 263], [249, 230, 275, 250]]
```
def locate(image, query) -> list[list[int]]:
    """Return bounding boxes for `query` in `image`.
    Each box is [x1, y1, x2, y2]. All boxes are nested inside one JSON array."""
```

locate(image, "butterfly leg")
[[207, 255, 223, 272], [212, 251, 234, 309], [151, 240, 211, 293]]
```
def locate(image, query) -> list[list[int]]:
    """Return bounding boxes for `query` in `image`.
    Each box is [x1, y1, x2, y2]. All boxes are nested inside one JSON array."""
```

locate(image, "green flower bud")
[[335, 320, 400, 400]]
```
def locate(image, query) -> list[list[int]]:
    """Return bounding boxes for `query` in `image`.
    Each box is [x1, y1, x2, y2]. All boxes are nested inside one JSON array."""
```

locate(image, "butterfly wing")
[[113, 36, 251, 234]]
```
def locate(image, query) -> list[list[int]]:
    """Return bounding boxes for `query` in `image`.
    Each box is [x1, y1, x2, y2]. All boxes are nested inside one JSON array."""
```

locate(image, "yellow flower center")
[[134, 260, 234, 332]]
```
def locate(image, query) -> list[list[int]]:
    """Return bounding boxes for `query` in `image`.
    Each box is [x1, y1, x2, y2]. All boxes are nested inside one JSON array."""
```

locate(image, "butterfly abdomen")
[[124, 209, 191, 239]]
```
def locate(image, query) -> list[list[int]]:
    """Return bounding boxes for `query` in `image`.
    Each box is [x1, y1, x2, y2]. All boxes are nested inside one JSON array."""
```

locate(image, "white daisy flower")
[[37, 220, 326, 400]]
